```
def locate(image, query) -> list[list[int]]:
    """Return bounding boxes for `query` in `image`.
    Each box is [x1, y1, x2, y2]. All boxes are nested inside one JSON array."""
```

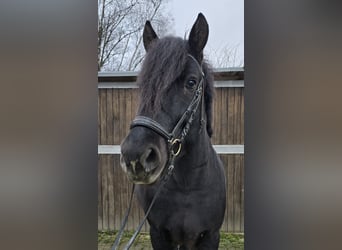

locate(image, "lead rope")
[[111, 152, 177, 250], [111, 185, 135, 250], [122, 154, 176, 250]]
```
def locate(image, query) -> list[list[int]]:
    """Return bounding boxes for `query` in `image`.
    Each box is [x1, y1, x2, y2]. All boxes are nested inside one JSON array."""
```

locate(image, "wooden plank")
[[233, 155, 240, 231], [235, 88, 240, 144], [125, 89, 132, 141], [98, 80, 244, 89], [213, 88, 220, 144], [98, 90, 101, 145], [118, 89, 126, 144], [113, 87, 120, 145], [108, 155, 115, 230], [113, 155, 120, 230], [98, 82, 139, 89], [222, 88, 229, 144], [224, 155, 231, 232], [99, 89, 107, 144], [218, 154, 245, 232], [219, 87, 224, 144], [102, 155, 109, 229], [98, 69, 244, 84], [220, 155, 226, 231], [98, 144, 244, 155], [240, 155, 245, 232], [119, 89, 127, 230], [240, 88, 245, 144], [109, 90, 116, 230], [234, 88, 238, 144], [132, 88, 139, 117], [228, 88, 235, 145], [227, 155, 234, 232], [120, 89, 127, 230], [106, 90, 115, 230], [98, 156, 103, 230], [106, 89, 114, 145]]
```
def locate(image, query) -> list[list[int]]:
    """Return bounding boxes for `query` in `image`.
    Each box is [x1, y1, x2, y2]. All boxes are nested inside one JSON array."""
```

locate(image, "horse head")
[[120, 13, 214, 184]]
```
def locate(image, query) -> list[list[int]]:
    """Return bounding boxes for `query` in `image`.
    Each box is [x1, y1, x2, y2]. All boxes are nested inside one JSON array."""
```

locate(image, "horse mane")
[[137, 36, 215, 137]]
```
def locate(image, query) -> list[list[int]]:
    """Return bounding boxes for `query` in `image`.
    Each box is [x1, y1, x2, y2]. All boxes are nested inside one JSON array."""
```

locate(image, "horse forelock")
[[137, 37, 188, 113]]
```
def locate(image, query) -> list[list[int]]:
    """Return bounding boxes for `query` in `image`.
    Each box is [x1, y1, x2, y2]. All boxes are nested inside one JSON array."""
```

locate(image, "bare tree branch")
[[98, 0, 173, 71], [207, 43, 244, 68]]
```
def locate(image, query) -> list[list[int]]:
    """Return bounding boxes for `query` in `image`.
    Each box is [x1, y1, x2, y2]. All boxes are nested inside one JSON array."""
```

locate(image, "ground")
[[98, 231, 244, 250]]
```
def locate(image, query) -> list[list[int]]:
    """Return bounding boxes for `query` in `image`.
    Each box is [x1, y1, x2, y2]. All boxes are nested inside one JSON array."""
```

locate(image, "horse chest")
[[151, 188, 215, 227]]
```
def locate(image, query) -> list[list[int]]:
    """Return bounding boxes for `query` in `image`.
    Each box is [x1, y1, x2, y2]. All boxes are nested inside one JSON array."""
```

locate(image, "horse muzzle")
[[120, 143, 165, 184]]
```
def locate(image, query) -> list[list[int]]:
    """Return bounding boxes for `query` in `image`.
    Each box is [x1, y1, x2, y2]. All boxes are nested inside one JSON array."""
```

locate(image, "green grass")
[[98, 231, 244, 249], [219, 232, 244, 249]]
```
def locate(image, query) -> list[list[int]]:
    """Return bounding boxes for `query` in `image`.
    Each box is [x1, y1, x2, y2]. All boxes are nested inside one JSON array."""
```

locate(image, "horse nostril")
[[145, 148, 157, 164], [140, 147, 160, 172]]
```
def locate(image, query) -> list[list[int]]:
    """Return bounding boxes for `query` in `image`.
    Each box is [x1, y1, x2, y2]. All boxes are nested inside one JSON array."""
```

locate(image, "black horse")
[[120, 13, 226, 250]]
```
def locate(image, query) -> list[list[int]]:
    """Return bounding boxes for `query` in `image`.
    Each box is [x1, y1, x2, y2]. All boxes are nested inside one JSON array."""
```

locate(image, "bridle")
[[131, 54, 206, 153], [112, 54, 206, 249]]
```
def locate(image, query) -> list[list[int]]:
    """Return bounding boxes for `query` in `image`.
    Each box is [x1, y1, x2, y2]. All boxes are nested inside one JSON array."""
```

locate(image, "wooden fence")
[[98, 68, 244, 233]]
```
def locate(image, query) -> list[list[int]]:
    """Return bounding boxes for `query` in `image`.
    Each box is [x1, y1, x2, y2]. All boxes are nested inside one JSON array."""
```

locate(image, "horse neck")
[[171, 127, 212, 187], [182, 128, 210, 164]]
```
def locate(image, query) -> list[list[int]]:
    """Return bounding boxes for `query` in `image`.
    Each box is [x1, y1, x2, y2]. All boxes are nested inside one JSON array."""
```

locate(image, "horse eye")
[[186, 79, 197, 88]]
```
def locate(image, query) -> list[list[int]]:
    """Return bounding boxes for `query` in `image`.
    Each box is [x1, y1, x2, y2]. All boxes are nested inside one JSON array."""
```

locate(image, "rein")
[[112, 54, 205, 249]]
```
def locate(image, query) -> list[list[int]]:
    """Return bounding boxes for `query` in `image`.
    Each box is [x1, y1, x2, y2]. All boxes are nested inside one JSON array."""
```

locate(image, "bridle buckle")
[[170, 138, 182, 156]]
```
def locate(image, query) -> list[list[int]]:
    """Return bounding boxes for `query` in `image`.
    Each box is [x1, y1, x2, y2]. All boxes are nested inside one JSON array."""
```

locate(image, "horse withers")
[[120, 13, 226, 250]]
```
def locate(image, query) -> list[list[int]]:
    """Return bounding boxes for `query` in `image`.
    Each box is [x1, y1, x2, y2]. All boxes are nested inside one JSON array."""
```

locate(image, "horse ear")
[[143, 21, 158, 51], [188, 13, 209, 61]]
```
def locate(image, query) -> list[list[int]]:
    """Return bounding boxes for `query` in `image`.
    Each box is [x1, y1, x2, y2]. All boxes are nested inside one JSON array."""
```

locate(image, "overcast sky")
[[165, 0, 244, 67]]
